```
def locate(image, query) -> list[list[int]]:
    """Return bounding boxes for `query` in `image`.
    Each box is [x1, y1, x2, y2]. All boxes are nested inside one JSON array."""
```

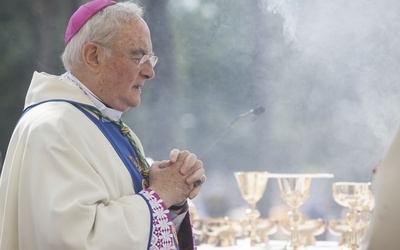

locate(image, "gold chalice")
[[332, 182, 372, 250], [234, 171, 269, 246], [277, 174, 311, 250], [271, 173, 333, 250]]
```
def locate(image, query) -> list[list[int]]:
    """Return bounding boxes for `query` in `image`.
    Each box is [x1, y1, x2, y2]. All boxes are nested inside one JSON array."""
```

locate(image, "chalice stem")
[[286, 208, 302, 250], [291, 208, 300, 249], [289, 228, 300, 250], [248, 202, 260, 246], [347, 207, 359, 250]]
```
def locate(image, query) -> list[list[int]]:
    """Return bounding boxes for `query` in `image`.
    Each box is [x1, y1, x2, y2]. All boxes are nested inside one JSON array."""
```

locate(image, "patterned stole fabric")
[[75, 103, 150, 190]]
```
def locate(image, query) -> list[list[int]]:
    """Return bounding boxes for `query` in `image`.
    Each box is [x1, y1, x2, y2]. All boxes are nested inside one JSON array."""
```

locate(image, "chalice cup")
[[234, 171, 269, 246], [276, 174, 312, 250], [332, 182, 371, 250]]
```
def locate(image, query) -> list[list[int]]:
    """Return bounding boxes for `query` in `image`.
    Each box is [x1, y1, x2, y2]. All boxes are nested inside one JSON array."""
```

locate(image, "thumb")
[[157, 160, 172, 169]]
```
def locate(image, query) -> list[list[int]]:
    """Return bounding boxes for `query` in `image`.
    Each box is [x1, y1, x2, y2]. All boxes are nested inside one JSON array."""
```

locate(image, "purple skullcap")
[[65, 0, 117, 45]]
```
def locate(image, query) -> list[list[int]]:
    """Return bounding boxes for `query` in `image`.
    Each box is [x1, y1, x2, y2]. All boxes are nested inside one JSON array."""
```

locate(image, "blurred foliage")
[[0, 0, 78, 163]]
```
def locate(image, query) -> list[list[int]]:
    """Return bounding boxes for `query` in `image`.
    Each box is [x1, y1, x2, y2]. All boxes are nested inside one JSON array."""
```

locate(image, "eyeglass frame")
[[96, 42, 158, 68]]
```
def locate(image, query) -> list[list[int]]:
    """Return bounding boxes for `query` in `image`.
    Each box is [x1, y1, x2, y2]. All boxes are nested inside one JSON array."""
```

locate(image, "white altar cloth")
[[197, 240, 341, 250]]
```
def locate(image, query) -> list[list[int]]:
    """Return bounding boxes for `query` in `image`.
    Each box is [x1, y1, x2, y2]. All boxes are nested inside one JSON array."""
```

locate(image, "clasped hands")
[[148, 149, 206, 208]]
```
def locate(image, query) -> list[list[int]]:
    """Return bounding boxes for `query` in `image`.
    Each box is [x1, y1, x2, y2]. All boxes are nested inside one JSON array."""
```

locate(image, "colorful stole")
[[72, 103, 147, 192]]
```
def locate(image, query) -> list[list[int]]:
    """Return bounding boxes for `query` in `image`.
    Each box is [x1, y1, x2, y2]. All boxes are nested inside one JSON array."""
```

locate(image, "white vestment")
[[362, 126, 400, 249], [0, 72, 192, 249]]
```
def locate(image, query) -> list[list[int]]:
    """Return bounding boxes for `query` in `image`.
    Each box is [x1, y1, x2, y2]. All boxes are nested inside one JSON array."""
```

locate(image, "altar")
[[190, 172, 373, 250]]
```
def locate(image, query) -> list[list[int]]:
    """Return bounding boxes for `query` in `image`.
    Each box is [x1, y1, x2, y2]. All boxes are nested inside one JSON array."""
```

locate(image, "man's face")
[[97, 18, 156, 112]]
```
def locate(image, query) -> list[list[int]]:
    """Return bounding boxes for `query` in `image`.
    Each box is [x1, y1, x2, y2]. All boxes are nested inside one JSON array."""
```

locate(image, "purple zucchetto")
[[64, 0, 117, 45]]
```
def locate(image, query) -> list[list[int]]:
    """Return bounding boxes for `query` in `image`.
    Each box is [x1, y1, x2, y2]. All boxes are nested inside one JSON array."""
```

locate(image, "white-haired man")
[[0, 1, 205, 249]]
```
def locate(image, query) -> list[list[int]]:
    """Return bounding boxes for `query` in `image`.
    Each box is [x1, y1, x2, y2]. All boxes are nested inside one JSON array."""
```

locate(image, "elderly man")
[[0, 0, 205, 249]]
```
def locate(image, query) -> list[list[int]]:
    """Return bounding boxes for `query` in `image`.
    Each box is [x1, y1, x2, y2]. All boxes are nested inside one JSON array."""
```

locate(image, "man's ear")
[[82, 42, 102, 73]]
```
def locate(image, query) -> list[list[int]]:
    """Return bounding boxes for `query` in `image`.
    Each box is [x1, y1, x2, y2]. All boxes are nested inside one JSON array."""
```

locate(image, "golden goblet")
[[277, 175, 312, 250], [270, 173, 333, 250], [234, 171, 269, 246], [332, 182, 372, 250]]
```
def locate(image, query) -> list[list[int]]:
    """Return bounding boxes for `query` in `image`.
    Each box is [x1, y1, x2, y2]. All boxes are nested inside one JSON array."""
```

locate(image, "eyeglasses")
[[97, 43, 158, 68], [138, 53, 158, 68]]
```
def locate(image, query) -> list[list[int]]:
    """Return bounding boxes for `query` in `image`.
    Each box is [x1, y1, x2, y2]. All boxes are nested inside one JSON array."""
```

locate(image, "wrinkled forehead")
[[114, 17, 153, 51]]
